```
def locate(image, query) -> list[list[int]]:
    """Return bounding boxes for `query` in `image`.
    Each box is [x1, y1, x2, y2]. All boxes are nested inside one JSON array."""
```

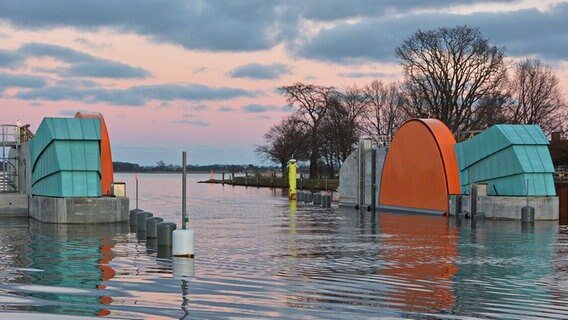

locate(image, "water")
[[2, 173, 568, 319]]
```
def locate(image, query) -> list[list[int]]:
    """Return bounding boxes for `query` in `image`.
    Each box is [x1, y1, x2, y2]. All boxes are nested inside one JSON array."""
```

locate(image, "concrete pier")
[[29, 196, 129, 224], [449, 195, 558, 220], [0, 194, 28, 217]]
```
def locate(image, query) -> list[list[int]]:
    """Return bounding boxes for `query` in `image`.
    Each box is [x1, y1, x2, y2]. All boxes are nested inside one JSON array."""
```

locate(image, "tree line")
[[113, 161, 278, 173], [256, 25, 567, 178]]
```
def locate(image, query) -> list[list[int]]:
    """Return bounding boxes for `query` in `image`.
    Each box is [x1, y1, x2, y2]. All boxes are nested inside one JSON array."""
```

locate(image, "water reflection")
[[379, 212, 458, 314], [0, 219, 129, 317], [452, 219, 560, 318], [2, 174, 568, 319]]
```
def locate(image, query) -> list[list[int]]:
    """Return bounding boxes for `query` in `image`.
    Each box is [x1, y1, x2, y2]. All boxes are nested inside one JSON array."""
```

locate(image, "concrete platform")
[[0, 194, 29, 217], [449, 195, 559, 220], [29, 196, 129, 224]]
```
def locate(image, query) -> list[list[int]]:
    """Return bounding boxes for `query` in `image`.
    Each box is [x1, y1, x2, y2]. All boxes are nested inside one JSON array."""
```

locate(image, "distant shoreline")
[[114, 171, 212, 174]]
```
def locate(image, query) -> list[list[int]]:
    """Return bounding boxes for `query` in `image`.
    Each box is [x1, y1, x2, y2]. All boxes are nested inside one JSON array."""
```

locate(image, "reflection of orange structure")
[[96, 240, 116, 317], [75, 112, 114, 195], [380, 119, 460, 214], [381, 212, 458, 312]]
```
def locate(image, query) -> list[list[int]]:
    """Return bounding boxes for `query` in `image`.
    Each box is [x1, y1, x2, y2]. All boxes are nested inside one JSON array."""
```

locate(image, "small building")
[[1, 113, 128, 223]]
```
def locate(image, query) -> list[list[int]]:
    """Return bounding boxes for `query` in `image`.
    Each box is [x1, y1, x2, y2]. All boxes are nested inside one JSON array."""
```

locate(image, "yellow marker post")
[[288, 159, 297, 200]]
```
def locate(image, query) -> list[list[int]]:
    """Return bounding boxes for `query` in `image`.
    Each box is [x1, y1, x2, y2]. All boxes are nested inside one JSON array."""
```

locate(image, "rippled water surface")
[[2, 173, 568, 319]]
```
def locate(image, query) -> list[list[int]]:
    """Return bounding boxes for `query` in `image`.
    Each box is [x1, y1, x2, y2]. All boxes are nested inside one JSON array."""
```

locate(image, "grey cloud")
[[241, 104, 280, 113], [229, 63, 291, 79], [292, 0, 515, 21], [62, 60, 150, 78], [0, 49, 25, 69], [19, 43, 150, 79], [128, 84, 255, 101], [19, 42, 92, 62], [0, 72, 48, 89], [0, 1, 283, 52], [175, 119, 209, 127], [15, 83, 257, 106], [298, 3, 568, 63], [218, 106, 235, 112], [56, 79, 98, 87]]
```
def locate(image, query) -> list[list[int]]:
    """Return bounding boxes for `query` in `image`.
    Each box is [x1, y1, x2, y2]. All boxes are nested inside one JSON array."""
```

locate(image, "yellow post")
[[288, 159, 297, 200]]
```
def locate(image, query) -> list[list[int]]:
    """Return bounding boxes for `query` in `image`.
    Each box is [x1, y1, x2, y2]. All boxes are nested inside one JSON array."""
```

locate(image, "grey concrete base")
[[30, 196, 129, 224], [0, 194, 29, 217], [449, 195, 559, 220]]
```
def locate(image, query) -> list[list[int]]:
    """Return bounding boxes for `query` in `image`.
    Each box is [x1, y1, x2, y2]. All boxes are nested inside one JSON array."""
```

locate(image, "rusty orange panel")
[[379, 119, 460, 213], [75, 112, 114, 195]]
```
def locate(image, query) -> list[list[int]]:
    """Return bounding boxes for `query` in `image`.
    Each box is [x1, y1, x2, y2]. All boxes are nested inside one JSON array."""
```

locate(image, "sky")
[[1, 0, 567, 166]]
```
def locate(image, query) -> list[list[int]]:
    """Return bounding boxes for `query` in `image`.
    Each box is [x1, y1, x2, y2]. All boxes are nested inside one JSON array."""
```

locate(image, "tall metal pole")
[[135, 174, 139, 210], [182, 151, 187, 229], [371, 148, 377, 213]]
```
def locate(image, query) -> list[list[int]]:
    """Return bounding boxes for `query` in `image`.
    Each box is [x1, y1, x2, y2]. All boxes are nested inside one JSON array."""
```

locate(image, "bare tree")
[[279, 83, 336, 178], [319, 86, 368, 176], [505, 58, 567, 135], [362, 80, 407, 145], [396, 25, 508, 133], [255, 115, 309, 176]]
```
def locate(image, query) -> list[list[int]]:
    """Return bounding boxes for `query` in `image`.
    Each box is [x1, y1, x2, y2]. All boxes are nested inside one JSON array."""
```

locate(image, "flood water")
[[2, 173, 568, 319]]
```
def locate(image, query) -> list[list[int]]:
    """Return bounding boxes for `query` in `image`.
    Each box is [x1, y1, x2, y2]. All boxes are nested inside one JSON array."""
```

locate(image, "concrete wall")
[[30, 196, 129, 224], [0, 194, 28, 217], [338, 137, 387, 208], [449, 195, 559, 220], [338, 149, 359, 206]]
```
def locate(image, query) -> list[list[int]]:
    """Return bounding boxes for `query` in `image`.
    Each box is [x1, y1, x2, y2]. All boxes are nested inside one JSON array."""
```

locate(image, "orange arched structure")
[[75, 112, 114, 196], [379, 119, 460, 214]]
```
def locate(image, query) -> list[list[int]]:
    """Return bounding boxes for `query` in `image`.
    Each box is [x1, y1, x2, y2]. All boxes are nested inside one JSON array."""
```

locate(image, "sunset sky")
[[1, 1, 567, 165]]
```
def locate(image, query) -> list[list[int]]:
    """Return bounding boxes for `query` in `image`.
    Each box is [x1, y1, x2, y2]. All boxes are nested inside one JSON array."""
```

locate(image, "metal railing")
[[0, 158, 18, 192], [1, 124, 20, 192]]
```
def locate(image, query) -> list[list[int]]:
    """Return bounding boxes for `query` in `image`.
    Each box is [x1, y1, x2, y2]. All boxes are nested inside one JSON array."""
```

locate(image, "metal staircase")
[[1, 124, 21, 193]]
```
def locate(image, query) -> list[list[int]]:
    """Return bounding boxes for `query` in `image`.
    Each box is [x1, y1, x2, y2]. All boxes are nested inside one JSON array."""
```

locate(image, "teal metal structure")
[[454, 125, 556, 196], [30, 118, 102, 197]]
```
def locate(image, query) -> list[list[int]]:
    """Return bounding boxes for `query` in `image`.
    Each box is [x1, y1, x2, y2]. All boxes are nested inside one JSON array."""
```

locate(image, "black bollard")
[[130, 208, 144, 227], [157, 222, 177, 247], [146, 217, 164, 239], [137, 211, 153, 232], [521, 206, 535, 223], [314, 193, 321, 205]]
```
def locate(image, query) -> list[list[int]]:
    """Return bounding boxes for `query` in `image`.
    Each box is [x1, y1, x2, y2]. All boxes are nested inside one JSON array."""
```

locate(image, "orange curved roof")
[[75, 112, 114, 195], [379, 119, 460, 214]]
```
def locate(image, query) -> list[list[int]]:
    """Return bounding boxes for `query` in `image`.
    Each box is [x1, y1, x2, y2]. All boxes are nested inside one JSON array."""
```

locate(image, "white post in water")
[[173, 151, 195, 258]]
